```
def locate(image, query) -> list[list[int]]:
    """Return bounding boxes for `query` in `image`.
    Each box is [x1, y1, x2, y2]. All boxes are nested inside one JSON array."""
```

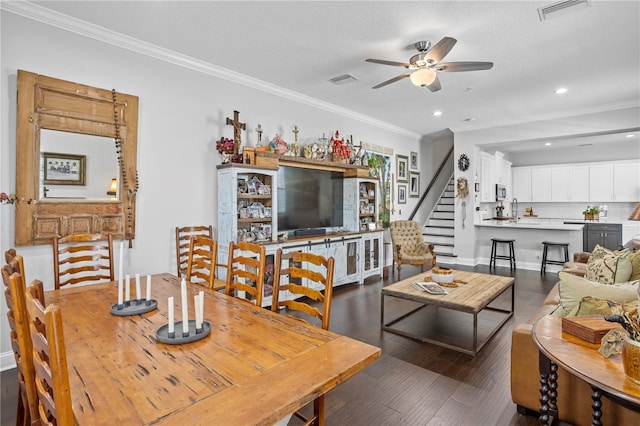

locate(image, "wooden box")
[[562, 316, 621, 344]]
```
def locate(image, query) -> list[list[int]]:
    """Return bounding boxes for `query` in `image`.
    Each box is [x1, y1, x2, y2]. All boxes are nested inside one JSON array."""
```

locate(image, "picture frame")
[[409, 172, 420, 198], [43, 152, 86, 185], [237, 176, 248, 194], [396, 155, 408, 182], [398, 184, 407, 204], [410, 151, 418, 170]]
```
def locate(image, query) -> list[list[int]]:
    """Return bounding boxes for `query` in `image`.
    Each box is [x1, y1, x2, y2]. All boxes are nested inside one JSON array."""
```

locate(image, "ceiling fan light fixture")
[[410, 69, 436, 87]]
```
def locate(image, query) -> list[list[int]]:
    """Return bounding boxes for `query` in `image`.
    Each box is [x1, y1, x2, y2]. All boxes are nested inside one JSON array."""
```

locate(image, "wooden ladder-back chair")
[[26, 280, 75, 426], [389, 220, 437, 280], [225, 241, 266, 306], [175, 225, 213, 278], [2, 252, 40, 426], [185, 235, 225, 291], [53, 233, 114, 289], [271, 248, 335, 425]]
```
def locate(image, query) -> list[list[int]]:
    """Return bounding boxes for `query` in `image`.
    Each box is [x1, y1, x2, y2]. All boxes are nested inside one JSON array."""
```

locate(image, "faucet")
[[512, 198, 518, 224]]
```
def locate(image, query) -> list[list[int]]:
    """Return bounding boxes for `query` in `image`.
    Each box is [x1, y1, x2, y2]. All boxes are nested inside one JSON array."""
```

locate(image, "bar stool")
[[541, 241, 569, 274], [490, 238, 516, 270]]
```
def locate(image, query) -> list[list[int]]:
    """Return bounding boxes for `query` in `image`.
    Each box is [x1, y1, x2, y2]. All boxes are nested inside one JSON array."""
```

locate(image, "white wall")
[[0, 12, 423, 369]]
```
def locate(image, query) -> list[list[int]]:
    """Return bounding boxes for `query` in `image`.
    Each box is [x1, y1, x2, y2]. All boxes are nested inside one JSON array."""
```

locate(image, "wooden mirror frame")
[[15, 70, 139, 246]]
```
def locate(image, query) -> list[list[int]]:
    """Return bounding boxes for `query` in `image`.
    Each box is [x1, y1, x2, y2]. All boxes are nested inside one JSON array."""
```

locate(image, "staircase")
[[423, 177, 456, 258]]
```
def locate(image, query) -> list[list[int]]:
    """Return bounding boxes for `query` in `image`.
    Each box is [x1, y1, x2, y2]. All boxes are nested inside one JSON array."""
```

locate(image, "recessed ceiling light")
[[545, 142, 552, 146], [555, 88, 568, 94], [433, 111, 442, 116], [626, 134, 635, 138]]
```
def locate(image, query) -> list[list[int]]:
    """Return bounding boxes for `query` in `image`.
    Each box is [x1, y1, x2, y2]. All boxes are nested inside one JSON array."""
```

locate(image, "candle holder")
[[110, 298, 158, 316], [156, 320, 211, 345]]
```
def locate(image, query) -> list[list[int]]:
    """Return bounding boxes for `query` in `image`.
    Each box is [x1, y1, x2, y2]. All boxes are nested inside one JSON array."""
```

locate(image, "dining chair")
[[271, 248, 335, 425], [175, 225, 214, 278], [2, 254, 40, 426], [225, 241, 266, 306], [25, 279, 75, 426], [53, 233, 114, 289], [185, 235, 225, 291]]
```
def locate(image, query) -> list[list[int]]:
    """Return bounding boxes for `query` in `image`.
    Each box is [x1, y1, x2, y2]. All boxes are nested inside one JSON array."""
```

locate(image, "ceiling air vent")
[[538, 0, 590, 21], [329, 74, 357, 85]]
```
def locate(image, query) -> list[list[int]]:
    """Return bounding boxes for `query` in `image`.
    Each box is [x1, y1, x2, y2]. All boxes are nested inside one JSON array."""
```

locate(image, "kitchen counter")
[[476, 220, 584, 231]]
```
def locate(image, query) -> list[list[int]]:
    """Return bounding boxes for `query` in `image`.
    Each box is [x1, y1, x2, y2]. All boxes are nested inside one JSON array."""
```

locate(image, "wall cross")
[[226, 110, 246, 154]]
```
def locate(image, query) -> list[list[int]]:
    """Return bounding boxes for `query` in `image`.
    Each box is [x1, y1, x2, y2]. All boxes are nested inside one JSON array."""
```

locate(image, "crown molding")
[[2, 1, 421, 139]]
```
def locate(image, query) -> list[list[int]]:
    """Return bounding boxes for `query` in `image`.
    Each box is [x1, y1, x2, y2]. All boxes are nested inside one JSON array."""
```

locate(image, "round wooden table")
[[532, 315, 640, 425]]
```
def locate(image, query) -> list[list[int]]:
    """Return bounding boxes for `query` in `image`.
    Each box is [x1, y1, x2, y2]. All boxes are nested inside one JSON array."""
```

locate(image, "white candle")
[[199, 290, 204, 327], [117, 276, 123, 306], [146, 275, 151, 301], [125, 274, 131, 302], [181, 278, 189, 335], [135, 273, 141, 301], [167, 296, 174, 334], [194, 294, 201, 330], [118, 241, 124, 283]]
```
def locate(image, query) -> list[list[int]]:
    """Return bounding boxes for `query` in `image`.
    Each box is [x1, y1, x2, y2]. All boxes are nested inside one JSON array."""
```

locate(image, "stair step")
[[424, 225, 454, 230], [424, 234, 454, 242], [427, 219, 453, 227], [435, 252, 458, 258]]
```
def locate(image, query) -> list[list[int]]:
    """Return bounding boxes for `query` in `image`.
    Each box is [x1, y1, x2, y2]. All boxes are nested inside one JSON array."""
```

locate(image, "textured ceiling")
[[24, 1, 640, 153]]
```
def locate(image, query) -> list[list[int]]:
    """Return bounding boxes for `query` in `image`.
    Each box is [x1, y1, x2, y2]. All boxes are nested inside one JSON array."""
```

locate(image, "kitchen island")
[[475, 219, 584, 272]]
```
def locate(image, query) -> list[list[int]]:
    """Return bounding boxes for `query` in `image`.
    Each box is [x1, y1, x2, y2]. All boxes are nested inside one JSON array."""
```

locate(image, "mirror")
[[15, 70, 139, 246], [39, 130, 118, 200]]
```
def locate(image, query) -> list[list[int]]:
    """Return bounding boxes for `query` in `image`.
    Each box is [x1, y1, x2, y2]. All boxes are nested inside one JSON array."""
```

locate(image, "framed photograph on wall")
[[398, 184, 407, 204], [43, 152, 86, 185], [396, 155, 408, 182], [410, 151, 418, 170], [409, 172, 420, 198]]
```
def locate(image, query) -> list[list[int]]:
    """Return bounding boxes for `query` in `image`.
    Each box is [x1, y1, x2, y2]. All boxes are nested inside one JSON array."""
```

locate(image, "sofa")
[[511, 247, 640, 425]]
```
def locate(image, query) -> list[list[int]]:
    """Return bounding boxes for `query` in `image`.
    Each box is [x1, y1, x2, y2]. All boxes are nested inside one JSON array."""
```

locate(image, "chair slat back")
[[175, 225, 213, 278], [26, 280, 74, 426], [186, 235, 222, 290], [53, 233, 114, 289], [225, 241, 266, 306], [271, 249, 335, 330], [2, 251, 40, 425]]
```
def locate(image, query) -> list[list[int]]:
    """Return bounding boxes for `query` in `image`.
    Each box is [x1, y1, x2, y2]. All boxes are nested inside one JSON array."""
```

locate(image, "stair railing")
[[408, 146, 454, 221]]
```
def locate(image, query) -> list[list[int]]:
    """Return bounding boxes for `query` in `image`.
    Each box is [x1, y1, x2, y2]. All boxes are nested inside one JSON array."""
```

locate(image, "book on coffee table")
[[410, 281, 448, 295]]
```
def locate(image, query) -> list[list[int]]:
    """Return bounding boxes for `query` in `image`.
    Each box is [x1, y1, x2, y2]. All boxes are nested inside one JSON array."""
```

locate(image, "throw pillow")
[[553, 271, 639, 317], [565, 296, 638, 317], [628, 250, 640, 281], [590, 244, 612, 261], [585, 252, 632, 284]]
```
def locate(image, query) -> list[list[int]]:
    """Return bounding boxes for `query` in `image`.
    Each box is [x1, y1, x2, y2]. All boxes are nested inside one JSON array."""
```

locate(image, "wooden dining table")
[[44, 273, 381, 425]]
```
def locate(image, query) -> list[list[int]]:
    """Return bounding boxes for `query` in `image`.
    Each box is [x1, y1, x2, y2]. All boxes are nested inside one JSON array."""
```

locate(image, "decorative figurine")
[[291, 125, 300, 156], [256, 123, 263, 146], [226, 110, 245, 162]]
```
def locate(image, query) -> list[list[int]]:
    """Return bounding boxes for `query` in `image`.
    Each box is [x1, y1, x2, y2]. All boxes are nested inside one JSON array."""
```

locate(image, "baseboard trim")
[[1, 350, 16, 372]]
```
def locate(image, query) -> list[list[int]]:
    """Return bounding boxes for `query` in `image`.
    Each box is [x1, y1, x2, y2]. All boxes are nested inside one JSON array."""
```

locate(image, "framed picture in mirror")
[[43, 152, 86, 185]]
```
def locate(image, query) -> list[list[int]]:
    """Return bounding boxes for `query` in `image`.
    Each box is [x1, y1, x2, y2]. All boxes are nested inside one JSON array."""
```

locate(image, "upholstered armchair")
[[389, 220, 436, 279]]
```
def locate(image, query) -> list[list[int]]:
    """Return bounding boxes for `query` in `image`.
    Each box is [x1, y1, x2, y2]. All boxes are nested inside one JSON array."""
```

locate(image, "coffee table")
[[532, 315, 640, 425], [380, 270, 514, 356]]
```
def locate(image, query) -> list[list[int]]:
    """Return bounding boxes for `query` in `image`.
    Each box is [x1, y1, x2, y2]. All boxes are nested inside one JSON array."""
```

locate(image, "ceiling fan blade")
[[366, 58, 410, 68], [425, 37, 457, 63], [436, 61, 494, 72], [426, 75, 441, 92], [372, 73, 411, 89]]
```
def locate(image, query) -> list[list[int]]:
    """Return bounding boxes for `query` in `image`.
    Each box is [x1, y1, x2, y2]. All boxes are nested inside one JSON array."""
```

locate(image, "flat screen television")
[[277, 166, 343, 233]]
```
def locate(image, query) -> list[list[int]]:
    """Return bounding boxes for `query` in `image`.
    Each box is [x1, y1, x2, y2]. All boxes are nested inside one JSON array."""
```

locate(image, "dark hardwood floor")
[[1, 263, 552, 425]]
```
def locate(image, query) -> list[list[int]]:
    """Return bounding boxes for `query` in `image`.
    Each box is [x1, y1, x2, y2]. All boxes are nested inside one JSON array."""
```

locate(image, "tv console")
[[293, 228, 326, 237]]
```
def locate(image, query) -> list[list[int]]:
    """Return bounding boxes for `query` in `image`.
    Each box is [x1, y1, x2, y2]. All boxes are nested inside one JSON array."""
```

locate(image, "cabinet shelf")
[[238, 194, 271, 200], [238, 218, 272, 224]]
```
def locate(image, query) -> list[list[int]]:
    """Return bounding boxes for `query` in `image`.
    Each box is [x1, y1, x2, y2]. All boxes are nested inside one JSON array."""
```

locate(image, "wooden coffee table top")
[[533, 315, 640, 406], [382, 270, 514, 313]]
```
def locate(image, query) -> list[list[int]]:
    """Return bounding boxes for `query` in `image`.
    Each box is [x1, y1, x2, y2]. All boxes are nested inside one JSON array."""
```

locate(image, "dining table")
[[44, 273, 381, 425]]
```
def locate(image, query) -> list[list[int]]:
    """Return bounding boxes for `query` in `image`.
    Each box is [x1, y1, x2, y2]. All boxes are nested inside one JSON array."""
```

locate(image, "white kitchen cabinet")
[[613, 161, 640, 201], [551, 165, 588, 202], [589, 163, 614, 202], [480, 152, 496, 202], [512, 167, 531, 202], [531, 167, 552, 201]]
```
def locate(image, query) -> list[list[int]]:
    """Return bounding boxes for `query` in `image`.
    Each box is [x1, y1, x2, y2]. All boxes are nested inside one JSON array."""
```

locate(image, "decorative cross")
[[292, 125, 299, 143], [256, 124, 263, 146], [226, 110, 246, 155]]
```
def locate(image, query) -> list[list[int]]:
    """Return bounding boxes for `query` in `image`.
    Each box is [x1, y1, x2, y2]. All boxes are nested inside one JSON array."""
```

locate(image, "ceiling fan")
[[365, 37, 493, 92]]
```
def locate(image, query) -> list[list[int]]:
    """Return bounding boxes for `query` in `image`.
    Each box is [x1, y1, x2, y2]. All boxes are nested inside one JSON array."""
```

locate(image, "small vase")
[[220, 153, 231, 164]]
